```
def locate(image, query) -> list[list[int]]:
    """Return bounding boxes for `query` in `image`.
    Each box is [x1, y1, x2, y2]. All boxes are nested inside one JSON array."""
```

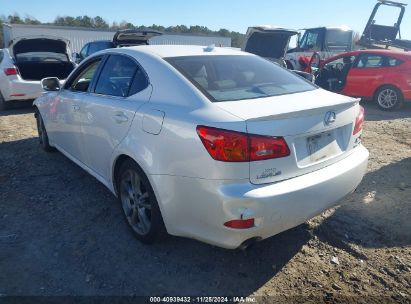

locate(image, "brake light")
[[196, 126, 290, 162], [4, 68, 17, 76], [249, 135, 290, 161], [353, 105, 365, 135], [224, 219, 255, 229]]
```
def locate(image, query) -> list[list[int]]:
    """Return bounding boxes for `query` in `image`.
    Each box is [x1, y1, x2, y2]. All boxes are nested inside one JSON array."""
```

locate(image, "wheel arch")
[[373, 83, 404, 100]]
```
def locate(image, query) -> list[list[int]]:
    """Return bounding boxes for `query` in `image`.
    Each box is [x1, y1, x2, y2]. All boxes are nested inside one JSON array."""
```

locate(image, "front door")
[[51, 58, 103, 162]]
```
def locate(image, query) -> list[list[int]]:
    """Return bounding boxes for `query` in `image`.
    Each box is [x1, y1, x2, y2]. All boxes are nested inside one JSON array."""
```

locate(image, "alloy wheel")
[[377, 88, 398, 110], [119, 169, 152, 236]]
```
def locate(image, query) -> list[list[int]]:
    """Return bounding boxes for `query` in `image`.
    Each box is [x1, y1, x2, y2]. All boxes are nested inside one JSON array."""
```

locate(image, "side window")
[[0, 50, 4, 63], [94, 55, 142, 97], [80, 44, 89, 59], [387, 57, 403, 67], [300, 29, 324, 51], [68, 59, 102, 92], [355, 55, 385, 68], [325, 56, 356, 69]]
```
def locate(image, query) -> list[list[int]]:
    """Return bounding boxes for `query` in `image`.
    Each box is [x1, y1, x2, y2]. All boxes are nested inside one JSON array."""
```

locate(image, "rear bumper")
[[152, 145, 369, 249], [2, 78, 44, 102]]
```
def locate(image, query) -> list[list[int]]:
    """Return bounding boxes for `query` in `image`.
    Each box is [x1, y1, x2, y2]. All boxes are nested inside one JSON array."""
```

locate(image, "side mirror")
[[41, 77, 61, 91], [309, 52, 321, 70]]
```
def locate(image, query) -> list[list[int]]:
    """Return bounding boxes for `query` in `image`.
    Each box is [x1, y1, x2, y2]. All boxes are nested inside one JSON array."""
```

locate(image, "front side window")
[[94, 55, 140, 97], [355, 55, 385, 68], [68, 59, 102, 92], [300, 29, 324, 51], [166, 55, 316, 102], [325, 55, 356, 70]]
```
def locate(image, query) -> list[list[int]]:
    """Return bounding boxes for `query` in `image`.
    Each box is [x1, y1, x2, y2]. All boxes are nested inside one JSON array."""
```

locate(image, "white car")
[[0, 36, 76, 110], [34, 45, 369, 249]]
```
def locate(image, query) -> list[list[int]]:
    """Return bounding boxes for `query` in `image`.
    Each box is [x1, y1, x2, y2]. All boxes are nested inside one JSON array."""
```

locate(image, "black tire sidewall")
[[35, 109, 53, 151], [117, 159, 166, 244], [375, 86, 404, 111], [0, 92, 7, 111]]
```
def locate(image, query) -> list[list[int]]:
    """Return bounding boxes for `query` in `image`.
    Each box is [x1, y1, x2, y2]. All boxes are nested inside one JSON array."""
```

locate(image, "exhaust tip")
[[238, 237, 262, 251]]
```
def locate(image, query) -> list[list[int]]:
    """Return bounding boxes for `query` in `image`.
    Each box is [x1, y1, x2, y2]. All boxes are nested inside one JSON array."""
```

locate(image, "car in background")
[[73, 28, 162, 63], [286, 26, 354, 72], [314, 49, 411, 110], [242, 26, 314, 81], [0, 36, 76, 110], [34, 45, 368, 249]]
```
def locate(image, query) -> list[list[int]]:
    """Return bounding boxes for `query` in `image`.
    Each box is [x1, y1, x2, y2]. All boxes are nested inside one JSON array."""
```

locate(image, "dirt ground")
[[0, 101, 410, 303]]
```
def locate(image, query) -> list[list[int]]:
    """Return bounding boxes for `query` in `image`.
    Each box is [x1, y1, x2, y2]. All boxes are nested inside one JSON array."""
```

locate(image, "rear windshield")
[[15, 52, 68, 62], [88, 41, 114, 55], [166, 55, 315, 102]]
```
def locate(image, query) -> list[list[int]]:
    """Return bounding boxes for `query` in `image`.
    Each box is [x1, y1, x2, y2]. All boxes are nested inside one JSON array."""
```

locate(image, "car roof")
[[107, 45, 250, 58], [326, 49, 411, 62]]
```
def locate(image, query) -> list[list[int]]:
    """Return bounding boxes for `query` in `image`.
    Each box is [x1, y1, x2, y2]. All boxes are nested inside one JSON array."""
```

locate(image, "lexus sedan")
[[34, 45, 369, 249], [0, 36, 76, 110]]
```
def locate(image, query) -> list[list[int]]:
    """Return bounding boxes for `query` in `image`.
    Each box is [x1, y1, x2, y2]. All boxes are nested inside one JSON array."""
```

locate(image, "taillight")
[[196, 126, 290, 162], [224, 219, 255, 229], [353, 105, 365, 135], [4, 68, 17, 76], [249, 135, 290, 161]]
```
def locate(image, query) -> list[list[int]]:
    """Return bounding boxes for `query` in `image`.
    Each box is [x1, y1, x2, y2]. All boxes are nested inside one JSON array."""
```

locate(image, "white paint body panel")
[[34, 45, 368, 249]]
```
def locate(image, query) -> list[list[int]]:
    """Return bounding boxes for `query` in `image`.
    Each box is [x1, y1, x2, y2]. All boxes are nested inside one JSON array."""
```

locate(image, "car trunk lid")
[[215, 89, 360, 185], [242, 27, 298, 61], [9, 36, 70, 59], [113, 29, 163, 46]]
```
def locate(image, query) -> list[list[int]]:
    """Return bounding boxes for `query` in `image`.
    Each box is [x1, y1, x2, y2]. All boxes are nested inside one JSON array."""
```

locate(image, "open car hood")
[[243, 26, 298, 60], [113, 29, 163, 46], [9, 35, 70, 58]]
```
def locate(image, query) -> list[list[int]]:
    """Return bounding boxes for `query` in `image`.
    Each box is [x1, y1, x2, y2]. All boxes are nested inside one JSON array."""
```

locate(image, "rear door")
[[79, 54, 152, 180]]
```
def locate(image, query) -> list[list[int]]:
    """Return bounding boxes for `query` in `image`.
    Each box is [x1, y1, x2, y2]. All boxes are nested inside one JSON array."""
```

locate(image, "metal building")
[[2, 24, 231, 52]]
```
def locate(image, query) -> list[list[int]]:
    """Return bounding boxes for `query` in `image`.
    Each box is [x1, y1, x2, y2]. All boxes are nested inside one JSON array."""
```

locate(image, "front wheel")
[[375, 86, 404, 111], [35, 109, 54, 152], [117, 160, 166, 244]]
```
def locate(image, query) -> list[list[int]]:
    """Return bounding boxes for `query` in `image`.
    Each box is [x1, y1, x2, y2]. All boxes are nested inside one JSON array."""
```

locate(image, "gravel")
[[0, 101, 410, 302]]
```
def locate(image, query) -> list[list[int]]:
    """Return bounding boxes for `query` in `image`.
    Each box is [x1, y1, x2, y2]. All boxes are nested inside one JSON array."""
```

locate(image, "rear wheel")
[[35, 109, 54, 152], [375, 85, 403, 111], [117, 159, 166, 244]]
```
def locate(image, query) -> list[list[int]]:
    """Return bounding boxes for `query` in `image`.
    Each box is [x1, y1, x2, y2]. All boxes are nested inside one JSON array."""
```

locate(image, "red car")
[[315, 49, 411, 110]]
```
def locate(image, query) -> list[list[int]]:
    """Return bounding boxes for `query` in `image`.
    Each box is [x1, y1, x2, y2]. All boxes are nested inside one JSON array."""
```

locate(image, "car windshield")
[[166, 55, 316, 102], [15, 52, 68, 62]]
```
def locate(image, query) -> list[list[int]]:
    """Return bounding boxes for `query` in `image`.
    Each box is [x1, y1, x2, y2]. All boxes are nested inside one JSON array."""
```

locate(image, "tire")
[[0, 92, 8, 111], [117, 159, 166, 244], [35, 109, 54, 152], [374, 85, 404, 111]]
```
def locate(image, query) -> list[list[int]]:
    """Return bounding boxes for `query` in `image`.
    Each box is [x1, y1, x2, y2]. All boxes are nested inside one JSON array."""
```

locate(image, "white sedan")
[[0, 36, 75, 110], [34, 45, 368, 249]]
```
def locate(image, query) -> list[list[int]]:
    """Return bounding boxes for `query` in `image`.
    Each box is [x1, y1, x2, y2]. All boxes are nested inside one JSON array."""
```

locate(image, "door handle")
[[112, 113, 129, 124], [72, 105, 80, 111]]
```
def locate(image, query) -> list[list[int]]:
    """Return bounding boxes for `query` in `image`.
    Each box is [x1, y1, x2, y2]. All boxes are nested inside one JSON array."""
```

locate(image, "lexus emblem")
[[324, 111, 336, 126]]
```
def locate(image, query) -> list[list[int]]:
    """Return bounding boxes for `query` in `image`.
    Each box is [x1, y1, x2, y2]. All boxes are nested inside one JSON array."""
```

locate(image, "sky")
[[2, 0, 411, 38]]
